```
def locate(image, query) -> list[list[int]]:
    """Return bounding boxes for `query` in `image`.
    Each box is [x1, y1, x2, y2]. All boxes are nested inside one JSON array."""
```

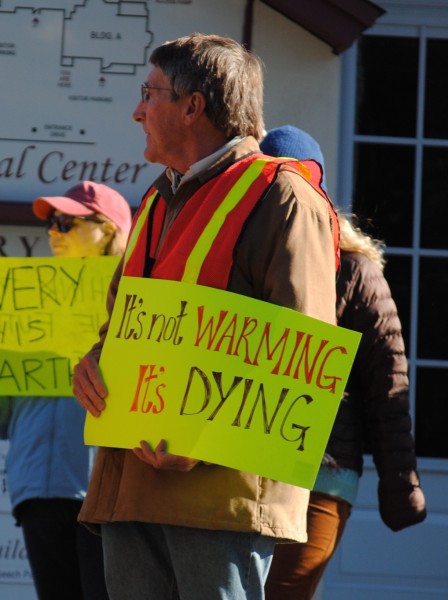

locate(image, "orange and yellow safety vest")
[[122, 155, 339, 287]]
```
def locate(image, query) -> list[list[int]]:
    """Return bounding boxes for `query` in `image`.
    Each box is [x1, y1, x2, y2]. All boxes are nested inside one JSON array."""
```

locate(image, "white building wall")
[[252, 1, 341, 200]]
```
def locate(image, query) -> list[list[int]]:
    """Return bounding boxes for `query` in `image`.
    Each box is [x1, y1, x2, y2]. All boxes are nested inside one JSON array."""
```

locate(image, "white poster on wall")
[[0, 0, 244, 208]]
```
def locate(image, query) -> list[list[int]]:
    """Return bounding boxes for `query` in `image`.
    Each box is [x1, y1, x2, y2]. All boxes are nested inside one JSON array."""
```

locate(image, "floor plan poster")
[[0, 0, 243, 207]]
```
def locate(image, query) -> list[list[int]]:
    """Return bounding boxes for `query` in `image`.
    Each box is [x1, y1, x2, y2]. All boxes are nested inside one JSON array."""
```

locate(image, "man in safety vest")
[[74, 33, 339, 600]]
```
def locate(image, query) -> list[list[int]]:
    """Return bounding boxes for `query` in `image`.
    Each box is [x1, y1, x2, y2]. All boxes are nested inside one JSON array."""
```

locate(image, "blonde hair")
[[338, 213, 385, 271], [94, 213, 129, 257]]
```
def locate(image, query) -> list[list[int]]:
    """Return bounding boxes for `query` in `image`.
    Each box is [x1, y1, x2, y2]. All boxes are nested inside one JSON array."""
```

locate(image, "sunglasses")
[[47, 214, 101, 233]]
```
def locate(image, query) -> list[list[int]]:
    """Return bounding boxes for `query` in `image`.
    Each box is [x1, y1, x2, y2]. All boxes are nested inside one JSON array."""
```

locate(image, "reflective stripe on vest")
[[181, 157, 276, 284], [122, 155, 339, 288], [151, 157, 284, 288]]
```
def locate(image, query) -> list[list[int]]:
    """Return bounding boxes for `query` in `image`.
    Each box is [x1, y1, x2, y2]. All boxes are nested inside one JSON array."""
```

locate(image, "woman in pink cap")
[[0, 181, 132, 600]]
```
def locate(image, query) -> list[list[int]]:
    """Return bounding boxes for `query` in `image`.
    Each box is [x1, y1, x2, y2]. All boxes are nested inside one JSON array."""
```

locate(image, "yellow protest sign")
[[85, 277, 361, 489], [0, 256, 119, 396]]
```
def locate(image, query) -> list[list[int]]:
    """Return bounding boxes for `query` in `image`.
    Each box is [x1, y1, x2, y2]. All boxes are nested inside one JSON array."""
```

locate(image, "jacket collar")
[[152, 136, 261, 201]]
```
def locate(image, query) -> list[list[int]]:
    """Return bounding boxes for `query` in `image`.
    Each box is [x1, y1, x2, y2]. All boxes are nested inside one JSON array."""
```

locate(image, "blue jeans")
[[102, 521, 276, 599]]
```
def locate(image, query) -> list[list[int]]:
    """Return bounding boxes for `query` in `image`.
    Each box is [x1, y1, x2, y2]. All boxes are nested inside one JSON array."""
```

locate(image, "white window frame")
[[337, 0, 448, 469]]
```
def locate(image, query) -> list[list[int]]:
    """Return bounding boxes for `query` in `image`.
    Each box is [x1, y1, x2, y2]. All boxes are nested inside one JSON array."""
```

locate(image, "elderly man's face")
[[132, 67, 186, 170]]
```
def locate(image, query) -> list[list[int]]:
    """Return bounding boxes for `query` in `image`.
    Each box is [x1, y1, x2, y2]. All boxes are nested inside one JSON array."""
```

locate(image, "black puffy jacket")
[[323, 250, 426, 531]]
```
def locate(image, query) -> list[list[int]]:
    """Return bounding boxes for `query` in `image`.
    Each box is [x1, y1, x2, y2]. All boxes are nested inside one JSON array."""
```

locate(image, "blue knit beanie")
[[260, 125, 327, 191]]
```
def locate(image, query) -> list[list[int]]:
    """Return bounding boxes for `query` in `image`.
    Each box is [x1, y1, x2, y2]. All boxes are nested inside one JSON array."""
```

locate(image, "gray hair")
[[150, 33, 265, 140]]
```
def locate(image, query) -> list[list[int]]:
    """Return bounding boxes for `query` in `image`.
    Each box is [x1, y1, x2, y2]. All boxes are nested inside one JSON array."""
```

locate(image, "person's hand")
[[133, 439, 199, 472], [378, 470, 427, 531], [73, 353, 107, 417]]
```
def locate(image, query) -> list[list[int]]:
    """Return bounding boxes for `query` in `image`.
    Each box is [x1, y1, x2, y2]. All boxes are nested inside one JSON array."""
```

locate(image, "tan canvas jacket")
[[78, 137, 337, 543]]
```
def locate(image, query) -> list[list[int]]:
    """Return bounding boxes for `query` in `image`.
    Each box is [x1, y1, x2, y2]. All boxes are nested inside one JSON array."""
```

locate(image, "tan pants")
[[265, 492, 351, 600]]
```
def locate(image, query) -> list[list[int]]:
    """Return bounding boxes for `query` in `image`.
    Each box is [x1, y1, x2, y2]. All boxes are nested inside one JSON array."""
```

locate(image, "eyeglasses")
[[140, 82, 174, 102], [47, 214, 101, 233]]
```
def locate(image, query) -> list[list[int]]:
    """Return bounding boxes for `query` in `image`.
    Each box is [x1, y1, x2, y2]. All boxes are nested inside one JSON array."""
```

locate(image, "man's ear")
[[184, 91, 206, 123]]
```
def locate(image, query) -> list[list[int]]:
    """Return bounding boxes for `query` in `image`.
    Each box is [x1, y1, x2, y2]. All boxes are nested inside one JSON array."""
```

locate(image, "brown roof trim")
[[0, 200, 138, 226], [0, 201, 41, 226], [260, 0, 385, 54]]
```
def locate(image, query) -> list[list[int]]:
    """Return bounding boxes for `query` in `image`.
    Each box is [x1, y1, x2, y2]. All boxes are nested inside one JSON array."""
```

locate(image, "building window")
[[340, 28, 448, 459]]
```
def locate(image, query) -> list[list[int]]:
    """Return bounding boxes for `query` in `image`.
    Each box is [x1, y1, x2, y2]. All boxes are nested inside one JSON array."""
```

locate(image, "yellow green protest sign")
[[0, 256, 119, 396], [85, 276, 361, 489]]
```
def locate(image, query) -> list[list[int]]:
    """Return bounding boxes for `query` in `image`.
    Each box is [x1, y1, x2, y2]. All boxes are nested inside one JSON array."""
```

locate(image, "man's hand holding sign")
[[133, 440, 200, 472], [74, 352, 107, 417], [75, 352, 200, 472]]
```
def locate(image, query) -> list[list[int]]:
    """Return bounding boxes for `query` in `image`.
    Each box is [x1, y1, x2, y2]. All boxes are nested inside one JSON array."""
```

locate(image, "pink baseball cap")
[[33, 181, 132, 236]]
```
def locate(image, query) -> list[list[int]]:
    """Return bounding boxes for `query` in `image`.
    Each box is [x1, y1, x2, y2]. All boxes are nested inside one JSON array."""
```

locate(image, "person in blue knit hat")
[[260, 124, 327, 192], [262, 125, 426, 600]]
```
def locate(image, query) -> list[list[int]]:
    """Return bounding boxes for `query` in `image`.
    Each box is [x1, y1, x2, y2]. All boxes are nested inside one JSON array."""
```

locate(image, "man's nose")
[[132, 102, 145, 122]]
